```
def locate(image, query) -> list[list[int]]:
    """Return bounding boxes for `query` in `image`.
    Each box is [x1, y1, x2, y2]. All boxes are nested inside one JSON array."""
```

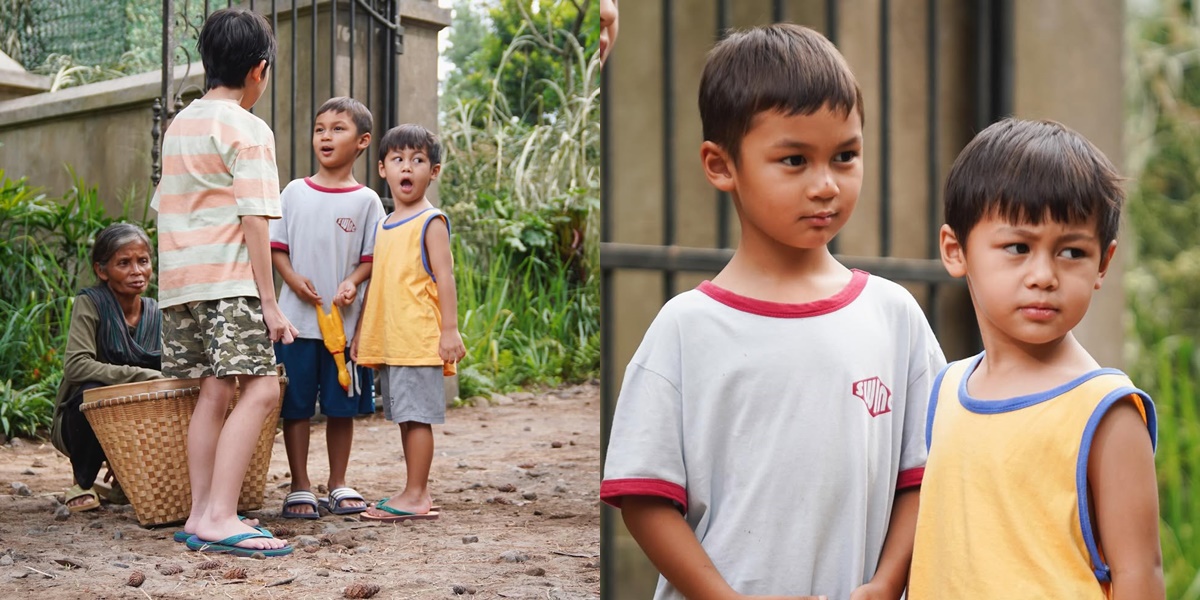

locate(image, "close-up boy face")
[[313, 110, 370, 169], [941, 212, 1115, 348], [703, 104, 863, 252], [378, 146, 440, 205]]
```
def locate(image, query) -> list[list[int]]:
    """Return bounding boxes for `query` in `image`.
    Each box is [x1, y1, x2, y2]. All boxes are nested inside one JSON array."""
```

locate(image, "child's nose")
[[807, 168, 839, 200], [1024, 254, 1058, 289]]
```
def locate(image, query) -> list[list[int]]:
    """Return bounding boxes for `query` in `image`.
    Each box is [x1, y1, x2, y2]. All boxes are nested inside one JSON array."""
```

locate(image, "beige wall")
[[0, 0, 450, 212], [1012, 0, 1126, 368], [602, 0, 1126, 595]]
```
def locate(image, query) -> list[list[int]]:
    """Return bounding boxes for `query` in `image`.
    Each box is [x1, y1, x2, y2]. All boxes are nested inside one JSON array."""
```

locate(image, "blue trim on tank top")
[[925, 362, 952, 452], [957, 352, 1126, 414], [419, 211, 451, 281], [382, 206, 434, 229], [1076, 388, 1157, 582]]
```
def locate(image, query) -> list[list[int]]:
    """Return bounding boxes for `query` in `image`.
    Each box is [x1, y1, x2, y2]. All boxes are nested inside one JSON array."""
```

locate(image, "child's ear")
[[357, 132, 372, 151], [939, 224, 967, 278], [430, 163, 441, 180], [378, 160, 387, 178], [1095, 240, 1118, 290], [700, 141, 736, 193], [249, 60, 268, 84]]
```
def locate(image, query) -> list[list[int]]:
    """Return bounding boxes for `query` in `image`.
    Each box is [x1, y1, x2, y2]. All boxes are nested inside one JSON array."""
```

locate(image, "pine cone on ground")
[[343, 582, 381, 598], [196, 560, 221, 570], [157, 564, 183, 575], [223, 566, 248, 580], [126, 571, 145, 587]]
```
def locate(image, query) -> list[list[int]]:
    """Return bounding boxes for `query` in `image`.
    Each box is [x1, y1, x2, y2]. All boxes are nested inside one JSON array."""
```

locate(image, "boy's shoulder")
[[176, 99, 273, 145]]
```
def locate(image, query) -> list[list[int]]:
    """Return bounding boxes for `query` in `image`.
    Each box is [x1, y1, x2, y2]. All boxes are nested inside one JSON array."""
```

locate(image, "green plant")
[[439, 7, 600, 400]]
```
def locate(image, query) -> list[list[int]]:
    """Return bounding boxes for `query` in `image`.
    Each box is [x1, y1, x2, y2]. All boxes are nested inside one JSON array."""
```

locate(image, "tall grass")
[[1132, 334, 1200, 598], [441, 19, 600, 399]]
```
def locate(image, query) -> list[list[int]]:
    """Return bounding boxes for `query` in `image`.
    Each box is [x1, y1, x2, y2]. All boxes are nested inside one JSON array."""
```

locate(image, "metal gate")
[[151, 0, 405, 200], [599, 0, 1013, 594]]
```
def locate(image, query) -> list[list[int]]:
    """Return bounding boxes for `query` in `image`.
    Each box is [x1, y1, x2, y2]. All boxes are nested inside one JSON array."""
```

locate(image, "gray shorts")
[[379, 365, 445, 424], [161, 296, 275, 379]]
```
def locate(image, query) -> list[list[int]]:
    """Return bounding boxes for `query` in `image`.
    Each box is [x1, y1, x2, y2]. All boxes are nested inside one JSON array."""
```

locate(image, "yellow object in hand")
[[315, 304, 351, 392]]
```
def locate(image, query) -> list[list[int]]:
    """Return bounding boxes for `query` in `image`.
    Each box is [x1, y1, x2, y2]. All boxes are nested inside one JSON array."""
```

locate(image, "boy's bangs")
[[946, 119, 1122, 245], [700, 24, 861, 159], [378, 125, 441, 165]]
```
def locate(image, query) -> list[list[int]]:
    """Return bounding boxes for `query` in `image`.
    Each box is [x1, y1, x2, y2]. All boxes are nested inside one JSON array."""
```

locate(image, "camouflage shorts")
[[161, 296, 275, 379]]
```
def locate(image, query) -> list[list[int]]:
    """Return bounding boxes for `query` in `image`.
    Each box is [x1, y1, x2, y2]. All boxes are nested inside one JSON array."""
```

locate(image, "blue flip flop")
[[361, 497, 440, 522], [173, 516, 273, 543], [185, 532, 293, 557]]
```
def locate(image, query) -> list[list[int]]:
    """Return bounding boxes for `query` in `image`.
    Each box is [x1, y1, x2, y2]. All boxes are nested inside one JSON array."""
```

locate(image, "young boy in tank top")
[[908, 119, 1164, 599], [352, 124, 465, 522]]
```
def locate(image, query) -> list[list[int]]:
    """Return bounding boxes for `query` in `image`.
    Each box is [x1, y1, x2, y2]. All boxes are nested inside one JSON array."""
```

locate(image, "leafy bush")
[[1126, 1, 1200, 594], [440, 1, 600, 400]]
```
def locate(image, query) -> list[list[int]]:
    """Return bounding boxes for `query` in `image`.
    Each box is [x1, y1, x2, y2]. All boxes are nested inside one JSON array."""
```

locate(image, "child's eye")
[[1003, 243, 1030, 255], [834, 151, 858, 163], [782, 155, 805, 167], [1059, 247, 1087, 259]]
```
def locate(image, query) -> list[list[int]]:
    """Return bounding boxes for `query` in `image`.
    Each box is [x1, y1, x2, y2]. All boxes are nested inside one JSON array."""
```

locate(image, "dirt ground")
[[0, 383, 600, 599]]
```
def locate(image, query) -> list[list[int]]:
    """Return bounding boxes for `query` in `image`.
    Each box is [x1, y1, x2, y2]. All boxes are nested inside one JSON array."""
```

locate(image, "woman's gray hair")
[[92, 223, 152, 275]]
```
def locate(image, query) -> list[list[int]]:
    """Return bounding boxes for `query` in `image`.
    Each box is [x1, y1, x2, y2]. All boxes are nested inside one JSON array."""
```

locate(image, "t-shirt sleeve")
[[898, 307, 947, 489], [601, 311, 689, 513], [231, 134, 282, 218], [269, 182, 292, 251], [361, 192, 385, 261]]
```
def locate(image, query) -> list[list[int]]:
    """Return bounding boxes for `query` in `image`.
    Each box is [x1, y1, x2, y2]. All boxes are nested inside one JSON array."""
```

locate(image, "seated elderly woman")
[[51, 223, 163, 512]]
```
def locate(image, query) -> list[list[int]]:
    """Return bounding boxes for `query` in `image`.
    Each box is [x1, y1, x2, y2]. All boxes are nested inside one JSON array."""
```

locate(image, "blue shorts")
[[274, 338, 375, 420]]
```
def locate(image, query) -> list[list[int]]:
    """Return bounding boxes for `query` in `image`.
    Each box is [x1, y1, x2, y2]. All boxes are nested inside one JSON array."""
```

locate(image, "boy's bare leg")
[[325, 416, 365, 509], [282, 418, 316, 515], [184, 376, 235, 534], [194, 375, 286, 550], [371, 421, 433, 515]]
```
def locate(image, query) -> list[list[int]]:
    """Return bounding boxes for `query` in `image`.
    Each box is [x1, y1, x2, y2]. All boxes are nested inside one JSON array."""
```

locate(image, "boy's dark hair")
[[377, 124, 442, 166], [316, 97, 373, 137], [944, 118, 1124, 251], [198, 8, 276, 90], [699, 23, 863, 163]]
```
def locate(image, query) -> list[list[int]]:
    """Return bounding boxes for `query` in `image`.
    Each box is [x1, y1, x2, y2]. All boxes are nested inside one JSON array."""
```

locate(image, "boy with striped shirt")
[[152, 7, 296, 557]]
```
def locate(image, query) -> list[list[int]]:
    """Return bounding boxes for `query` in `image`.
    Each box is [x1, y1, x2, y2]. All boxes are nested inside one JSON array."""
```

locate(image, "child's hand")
[[333, 279, 358, 307], [287, 274, 322, 306], [350, 335, 359, 362], [439, 328, 466, 364], [264, 301, 299, 344]]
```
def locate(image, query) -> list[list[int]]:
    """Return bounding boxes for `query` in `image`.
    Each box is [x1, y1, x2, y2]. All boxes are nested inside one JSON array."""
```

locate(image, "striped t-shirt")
[[151, 98, 281, 308]]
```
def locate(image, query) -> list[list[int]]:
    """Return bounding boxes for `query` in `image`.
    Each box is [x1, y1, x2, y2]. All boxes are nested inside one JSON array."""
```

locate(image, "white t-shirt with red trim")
[[601, 270, 945, 599], [269, 177, 386, 341]]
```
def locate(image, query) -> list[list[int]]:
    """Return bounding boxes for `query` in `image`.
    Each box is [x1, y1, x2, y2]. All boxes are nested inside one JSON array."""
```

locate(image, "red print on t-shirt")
[[852, 377, 892, 417], [336, 218, 356, 233]]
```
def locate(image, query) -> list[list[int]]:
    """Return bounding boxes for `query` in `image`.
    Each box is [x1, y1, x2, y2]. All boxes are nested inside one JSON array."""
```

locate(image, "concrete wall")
[[602, 0, 1126, 596], [0, 0, 450, 214]]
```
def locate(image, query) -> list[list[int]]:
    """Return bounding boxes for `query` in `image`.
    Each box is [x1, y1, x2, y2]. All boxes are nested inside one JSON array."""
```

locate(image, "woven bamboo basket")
[[80, 376, 285, 526]]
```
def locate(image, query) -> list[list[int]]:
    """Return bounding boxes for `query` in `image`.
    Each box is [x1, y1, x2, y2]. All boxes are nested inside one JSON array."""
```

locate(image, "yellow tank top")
[[356, 207, 449, 369], [908, 355, 1155, 599]]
